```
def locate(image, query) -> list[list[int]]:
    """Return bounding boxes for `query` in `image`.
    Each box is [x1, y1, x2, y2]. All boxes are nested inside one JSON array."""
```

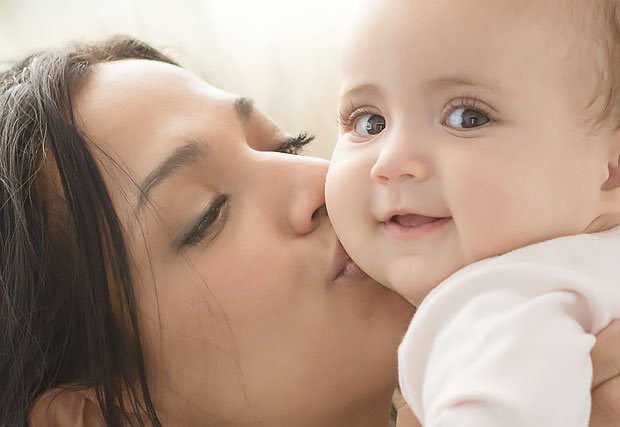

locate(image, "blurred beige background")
[[0, 0, 356, 158]]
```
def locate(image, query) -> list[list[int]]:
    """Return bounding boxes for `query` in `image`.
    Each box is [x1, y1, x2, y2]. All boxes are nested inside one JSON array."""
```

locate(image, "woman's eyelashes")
[[275, 132, 315, 155], [174, 131, 312, 250], [176, 193, 229, 249]]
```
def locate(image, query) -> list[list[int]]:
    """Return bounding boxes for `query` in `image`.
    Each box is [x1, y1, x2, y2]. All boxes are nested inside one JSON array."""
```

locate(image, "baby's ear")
[[599, 130, 620, 214], [601, 153, 620, 192]]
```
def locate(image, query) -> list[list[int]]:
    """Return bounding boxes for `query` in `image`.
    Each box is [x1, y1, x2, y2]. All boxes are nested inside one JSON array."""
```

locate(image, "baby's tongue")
[[392, 214, 439, 227]]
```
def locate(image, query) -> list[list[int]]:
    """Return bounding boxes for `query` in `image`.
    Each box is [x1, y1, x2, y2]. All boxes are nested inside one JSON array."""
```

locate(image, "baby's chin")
[[349, 250, 466, 306], [382, 264, 459, 308]]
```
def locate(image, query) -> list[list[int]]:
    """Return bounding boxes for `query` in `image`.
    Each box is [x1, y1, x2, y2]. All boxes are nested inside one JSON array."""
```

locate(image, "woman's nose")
[[281, 155, 329, 236], [370, 137, 430, 184]]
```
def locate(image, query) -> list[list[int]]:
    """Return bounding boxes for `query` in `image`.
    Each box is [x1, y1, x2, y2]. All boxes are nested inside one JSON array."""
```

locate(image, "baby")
[[325, 0, 620, 426]]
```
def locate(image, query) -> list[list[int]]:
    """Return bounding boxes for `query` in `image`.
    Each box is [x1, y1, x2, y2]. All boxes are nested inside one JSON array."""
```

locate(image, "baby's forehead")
[[345, 0, 587, 44], [340, 0, 606, 118], [344, 0, 579, 71]]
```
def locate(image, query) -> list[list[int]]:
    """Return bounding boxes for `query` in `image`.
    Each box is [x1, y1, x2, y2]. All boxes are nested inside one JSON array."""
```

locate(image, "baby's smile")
[[383, 214, 452, 240]]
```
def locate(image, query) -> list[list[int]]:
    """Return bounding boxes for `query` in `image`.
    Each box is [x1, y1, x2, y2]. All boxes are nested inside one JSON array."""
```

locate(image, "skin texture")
[[23, 48, 620, 427], [590, 320, 620, 427], [326, 0, 620, 306], [69, 59, 414, 427], [27, 317, 620, 427]]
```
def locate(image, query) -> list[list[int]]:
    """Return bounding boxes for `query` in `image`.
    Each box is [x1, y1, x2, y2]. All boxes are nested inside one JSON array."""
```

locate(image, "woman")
[[1, 36, 619, 427]]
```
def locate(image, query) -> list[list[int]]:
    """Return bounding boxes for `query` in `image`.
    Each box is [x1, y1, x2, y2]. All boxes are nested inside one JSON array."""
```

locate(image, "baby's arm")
[[399, 262, 617, 427], [396, 319, 620, 427]]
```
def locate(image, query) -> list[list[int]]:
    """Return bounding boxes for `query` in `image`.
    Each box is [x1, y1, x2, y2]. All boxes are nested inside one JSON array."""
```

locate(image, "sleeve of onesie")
[[398, 262, 616, 427]]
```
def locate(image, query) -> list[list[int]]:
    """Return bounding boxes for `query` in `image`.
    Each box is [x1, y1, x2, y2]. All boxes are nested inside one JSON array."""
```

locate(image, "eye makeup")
[[173, 130, 313, 250], [174, 193, 229, 249]]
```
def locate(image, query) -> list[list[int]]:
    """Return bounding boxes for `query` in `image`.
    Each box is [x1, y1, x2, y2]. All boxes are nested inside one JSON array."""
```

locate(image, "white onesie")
[[399, 227, 620, 427]]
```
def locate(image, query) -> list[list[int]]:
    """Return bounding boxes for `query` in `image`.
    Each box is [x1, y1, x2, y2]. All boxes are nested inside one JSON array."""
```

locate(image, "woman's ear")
[[29, 389, 104, 427]]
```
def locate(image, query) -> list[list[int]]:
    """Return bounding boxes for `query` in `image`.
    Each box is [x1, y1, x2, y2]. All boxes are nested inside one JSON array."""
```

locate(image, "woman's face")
[[73, 59, 413, 426]]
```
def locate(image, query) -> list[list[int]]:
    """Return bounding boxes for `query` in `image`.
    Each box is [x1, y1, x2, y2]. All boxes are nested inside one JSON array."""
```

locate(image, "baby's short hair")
[[581, 0, 620, 130]]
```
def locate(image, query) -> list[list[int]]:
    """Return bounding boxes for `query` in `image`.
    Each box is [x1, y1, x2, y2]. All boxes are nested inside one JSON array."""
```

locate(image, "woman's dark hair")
[[0, 35, 179, 426]]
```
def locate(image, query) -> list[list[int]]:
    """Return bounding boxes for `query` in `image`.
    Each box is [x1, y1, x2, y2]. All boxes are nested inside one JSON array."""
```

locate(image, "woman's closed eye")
[[174, 132, 313, 251], [176, 193, 229, 250]]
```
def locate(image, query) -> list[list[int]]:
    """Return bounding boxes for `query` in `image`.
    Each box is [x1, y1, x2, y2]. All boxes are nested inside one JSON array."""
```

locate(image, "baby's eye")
[[445, 108, 490, 129], [355, 114, 386, 136]]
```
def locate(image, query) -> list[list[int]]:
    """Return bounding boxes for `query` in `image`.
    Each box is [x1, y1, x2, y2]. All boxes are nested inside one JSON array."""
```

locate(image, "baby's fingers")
[[394, 393, 421, 427], [591, 319, 620, 389], [590, 319, 620, 427], [590, 378, 620, 427]]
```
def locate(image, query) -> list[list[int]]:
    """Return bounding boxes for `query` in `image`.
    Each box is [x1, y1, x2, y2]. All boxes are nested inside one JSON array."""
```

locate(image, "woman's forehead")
[[72, 60, 246, 208], [75, 61, 236, 155], [74, 59, 233, 127]]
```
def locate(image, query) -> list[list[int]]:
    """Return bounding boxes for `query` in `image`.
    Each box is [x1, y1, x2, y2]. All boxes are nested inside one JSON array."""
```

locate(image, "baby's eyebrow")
[[339, 83, 381, 100], [422, 75, 503, 94]]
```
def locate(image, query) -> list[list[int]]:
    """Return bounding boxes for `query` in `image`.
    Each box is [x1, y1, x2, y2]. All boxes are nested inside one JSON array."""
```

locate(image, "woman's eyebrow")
[[133, 96, 253, 217], [134, 140, 208, 216], [234, 96, 254, 121]]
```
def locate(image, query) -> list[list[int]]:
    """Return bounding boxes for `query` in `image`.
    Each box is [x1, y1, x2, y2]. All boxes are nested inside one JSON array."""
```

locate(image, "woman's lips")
[[341, 258, 369, 280], [383, 214, 451, 239], [332, 240, 369, 282]]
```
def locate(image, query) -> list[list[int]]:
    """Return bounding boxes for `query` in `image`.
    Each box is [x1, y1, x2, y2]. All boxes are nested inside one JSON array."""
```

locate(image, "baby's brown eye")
[[446, 108, 490, 129], [355, 114, 386, 135]]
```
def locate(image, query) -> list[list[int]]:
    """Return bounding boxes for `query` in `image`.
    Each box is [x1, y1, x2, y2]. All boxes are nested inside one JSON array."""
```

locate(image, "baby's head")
[[325, 0, 620, 305]]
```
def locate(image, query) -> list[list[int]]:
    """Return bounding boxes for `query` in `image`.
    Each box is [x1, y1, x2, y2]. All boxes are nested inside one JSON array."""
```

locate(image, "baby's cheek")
[[325, 146, 373, 248], [447, 168, 516, 261], [456, 193, 527, 264], [327, 139, 387, 275], [325, 158, 356, 238]]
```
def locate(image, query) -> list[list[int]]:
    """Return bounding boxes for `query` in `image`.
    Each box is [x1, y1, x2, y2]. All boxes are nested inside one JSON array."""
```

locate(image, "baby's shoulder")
[[476, 228, 620, 279]]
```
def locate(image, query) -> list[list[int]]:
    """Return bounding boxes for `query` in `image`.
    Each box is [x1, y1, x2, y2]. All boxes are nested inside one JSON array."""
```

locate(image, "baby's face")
[[325, 0, 613, 305]]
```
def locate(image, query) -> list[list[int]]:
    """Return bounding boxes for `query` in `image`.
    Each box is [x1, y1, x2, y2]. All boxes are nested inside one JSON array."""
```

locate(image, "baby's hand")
[[394, 392, 421, 427], [590, 319, 620, 427]]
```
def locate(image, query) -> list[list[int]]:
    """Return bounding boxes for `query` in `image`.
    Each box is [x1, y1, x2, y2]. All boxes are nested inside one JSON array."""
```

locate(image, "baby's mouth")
[[383, 213, 451, 238], [390, 214, 444, 227]]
